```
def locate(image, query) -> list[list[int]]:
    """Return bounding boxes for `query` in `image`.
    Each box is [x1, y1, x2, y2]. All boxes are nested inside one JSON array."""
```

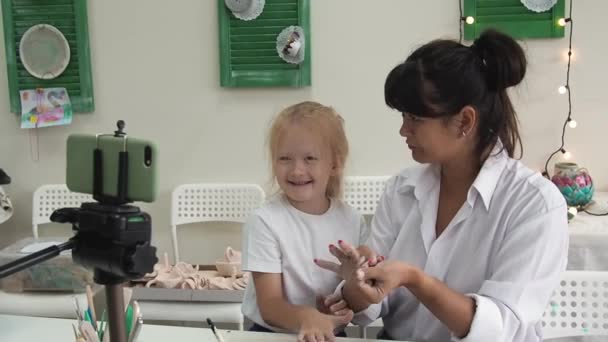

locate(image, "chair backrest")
[[343, 176, 391, 216], [32, 184, 93, 238], [170, 183, 265, 262], [542, 270, 608, 339]]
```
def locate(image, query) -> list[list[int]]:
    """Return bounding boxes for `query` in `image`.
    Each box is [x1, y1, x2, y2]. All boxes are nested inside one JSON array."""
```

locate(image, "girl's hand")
[[356, 245, 384, 267], [297, 308, 353, 342], [314, 241, 382, 282], [358, 260, 419, 304], [316, 293, 352, 317]]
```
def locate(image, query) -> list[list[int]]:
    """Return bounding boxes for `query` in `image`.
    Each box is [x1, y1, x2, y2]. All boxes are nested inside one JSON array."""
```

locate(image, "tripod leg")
[[106, 283, 127, 342]]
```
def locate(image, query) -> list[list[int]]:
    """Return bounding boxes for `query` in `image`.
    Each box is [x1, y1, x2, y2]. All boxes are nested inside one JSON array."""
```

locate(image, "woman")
[[316, 29, 569, 342]]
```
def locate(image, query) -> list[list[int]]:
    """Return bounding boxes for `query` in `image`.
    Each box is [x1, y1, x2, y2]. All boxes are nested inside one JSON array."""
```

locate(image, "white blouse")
[[354, 144, 569, 342]]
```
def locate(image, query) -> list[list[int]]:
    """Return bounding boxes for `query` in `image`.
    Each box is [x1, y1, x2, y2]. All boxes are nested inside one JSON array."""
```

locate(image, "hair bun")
[[472, 29, 527, 90]]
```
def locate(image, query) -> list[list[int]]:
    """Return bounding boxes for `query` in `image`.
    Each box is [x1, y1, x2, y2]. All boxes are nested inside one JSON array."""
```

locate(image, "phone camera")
[[144, 146, 152, 167]]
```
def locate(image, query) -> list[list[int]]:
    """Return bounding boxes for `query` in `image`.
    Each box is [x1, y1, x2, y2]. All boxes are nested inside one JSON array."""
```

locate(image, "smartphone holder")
[[0, 121, 158, 342]]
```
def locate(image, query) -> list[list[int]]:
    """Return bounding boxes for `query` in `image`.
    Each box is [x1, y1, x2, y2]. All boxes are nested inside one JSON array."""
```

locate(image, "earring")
[[461, 131, 467, 137]]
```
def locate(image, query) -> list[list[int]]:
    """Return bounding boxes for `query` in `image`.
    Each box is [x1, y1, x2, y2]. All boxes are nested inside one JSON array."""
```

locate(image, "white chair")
[[343, 176, 390, 337], [170, 183, 265, 263], [32, 184, 93, 238], [358, 271, 608, 339], [0, 184, 92, 319], [137, 183, 265, 330], [343, 176, 391, 216], [542, 270, 608, 339]]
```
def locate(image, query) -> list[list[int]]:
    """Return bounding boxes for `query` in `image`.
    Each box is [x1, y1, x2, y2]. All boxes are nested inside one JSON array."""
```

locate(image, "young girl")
[[241, 101, 368, 341]]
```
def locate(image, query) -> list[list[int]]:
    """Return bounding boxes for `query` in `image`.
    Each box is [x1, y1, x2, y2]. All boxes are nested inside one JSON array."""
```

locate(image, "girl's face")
[[273, 124, 335, 214], [399, 112, 465, 164]]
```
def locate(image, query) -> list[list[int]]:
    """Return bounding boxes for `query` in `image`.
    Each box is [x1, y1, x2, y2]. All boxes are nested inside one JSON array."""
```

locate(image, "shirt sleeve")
[[352, 300, 386, 327], [241, 213, 282, 273], [332, 280, 387, 326], [452, 202, 569, 341]]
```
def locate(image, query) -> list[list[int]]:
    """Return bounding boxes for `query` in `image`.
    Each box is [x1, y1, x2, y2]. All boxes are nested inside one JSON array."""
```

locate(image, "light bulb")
[[558, 86, 568, 94], [465, 16, 475, 25], [563, 151, 572, 160], [568, 119, 577, 128], [558, 18, 567, 26]]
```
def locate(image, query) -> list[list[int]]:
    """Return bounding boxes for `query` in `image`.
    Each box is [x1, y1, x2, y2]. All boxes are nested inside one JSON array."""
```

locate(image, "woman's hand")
[[358, 260, 420, 304], [297, 307, 353, 342]]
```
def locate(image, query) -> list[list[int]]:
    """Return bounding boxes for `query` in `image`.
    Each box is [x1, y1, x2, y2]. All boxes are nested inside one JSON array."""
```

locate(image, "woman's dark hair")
[[384, 29, 526, 159]]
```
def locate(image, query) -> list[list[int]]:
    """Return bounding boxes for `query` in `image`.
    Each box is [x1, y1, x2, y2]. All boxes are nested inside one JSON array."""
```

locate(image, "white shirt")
[[241, 195, 369, 330], [354, 143, 569, 342]]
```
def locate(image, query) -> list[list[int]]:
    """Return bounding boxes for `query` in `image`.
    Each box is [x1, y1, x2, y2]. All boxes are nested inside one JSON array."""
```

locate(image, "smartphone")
[[66, 134, 158, 203]]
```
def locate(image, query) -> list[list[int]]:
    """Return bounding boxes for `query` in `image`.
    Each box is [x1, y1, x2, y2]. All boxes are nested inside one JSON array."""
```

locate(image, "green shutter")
[[218, 0, 311, 87], [2, 0, 94, 113], [464, 0, 565, 40]]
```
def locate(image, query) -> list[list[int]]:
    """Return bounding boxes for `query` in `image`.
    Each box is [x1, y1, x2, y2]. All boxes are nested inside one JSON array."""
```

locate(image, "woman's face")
[[399, 112, 465, 164]]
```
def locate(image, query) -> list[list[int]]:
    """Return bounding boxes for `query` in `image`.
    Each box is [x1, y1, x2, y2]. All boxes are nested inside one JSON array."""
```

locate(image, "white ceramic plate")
[[19, 24, 71, 80]]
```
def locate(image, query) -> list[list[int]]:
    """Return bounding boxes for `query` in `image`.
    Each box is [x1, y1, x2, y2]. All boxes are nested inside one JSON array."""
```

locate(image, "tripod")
[[0, 122, 158, 342]]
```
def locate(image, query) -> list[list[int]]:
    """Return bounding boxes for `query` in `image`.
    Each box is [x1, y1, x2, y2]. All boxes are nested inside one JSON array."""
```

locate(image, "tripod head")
[[51, 203, 157, 284]]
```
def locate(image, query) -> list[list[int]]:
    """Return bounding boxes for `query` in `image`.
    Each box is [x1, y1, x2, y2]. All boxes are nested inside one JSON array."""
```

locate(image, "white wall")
[[0, 0, 604, 263]]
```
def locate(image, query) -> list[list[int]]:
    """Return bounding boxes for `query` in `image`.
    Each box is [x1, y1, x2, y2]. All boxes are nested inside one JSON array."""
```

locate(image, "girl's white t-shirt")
[[241, 195, 368, 330]]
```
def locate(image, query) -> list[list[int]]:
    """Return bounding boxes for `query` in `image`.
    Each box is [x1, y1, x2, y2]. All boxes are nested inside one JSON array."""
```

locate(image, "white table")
[[3, 194, 606, 342], [567, 192, 608, 272], [0, 314, 394, 342]]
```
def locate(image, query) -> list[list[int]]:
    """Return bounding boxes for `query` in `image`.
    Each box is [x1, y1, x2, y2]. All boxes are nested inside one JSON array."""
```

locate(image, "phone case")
[[66, 134, 158, 203]]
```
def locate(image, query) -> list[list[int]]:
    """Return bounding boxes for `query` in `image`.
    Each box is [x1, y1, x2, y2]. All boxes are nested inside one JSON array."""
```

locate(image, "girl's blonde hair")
[[268, 101, 349, 198]]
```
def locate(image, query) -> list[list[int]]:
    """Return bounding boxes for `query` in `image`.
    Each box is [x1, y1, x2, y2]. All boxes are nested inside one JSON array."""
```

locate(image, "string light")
[[458, 1, 579, 177], [458, 1, 475, 43], [458, 1, 464, 43], [456, 1, 603, 216], [543, 0, 575, 178], [564, 49, 575, 62], [558, 17, 571, 27], [553, 9, 607, 217]]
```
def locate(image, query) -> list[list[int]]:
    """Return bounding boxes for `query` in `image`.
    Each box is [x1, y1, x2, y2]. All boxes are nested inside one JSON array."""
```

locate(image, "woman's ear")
[[457, 105, 477, 137]]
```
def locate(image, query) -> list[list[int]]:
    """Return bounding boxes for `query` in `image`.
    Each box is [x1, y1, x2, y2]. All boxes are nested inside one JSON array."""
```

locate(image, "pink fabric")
[[139, 248, 249, 290]]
